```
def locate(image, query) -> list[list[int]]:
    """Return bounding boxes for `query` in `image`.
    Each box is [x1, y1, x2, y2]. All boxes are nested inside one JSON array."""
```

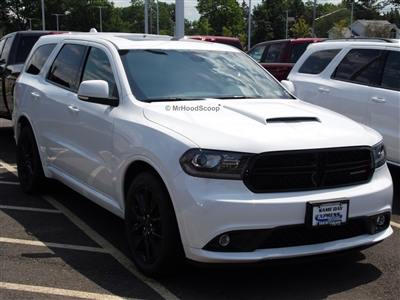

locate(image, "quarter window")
[[332, 49, 385, 84], [47, 44, 86, 90], [26, 44, 56, 75], [298, 49, 341, 74]]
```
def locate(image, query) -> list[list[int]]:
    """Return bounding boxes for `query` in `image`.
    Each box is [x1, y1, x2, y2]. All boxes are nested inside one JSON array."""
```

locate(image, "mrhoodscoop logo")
[[165, 105, 221, 112]]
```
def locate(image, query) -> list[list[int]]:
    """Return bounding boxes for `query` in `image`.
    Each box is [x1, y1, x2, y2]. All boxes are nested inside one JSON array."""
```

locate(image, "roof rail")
[[323, 37, 396, 43]]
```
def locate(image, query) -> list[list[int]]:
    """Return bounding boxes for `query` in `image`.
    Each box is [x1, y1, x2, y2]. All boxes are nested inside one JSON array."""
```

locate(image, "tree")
[[290, 16, 311, 38], [196, 0, 245, 36], [341, 0, 383, 20], [364, 21, 392, 37], [331, 19, 349, 38], [251, 0, 286, 46]]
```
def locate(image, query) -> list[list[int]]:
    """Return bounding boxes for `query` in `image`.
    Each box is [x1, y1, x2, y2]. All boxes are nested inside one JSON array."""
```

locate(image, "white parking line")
[[390, 221, 400, 229], [41, 194, 180, 300], [0, 205, 61, 213], [0, 237, 108, 253], [0, 181, 19, 185], [0, 282, 141, 300], [0, 160, 18, 176]]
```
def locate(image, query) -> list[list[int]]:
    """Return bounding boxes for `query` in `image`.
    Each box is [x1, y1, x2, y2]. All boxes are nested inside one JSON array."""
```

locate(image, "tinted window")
[[0, 38, 6, 59], [262, 43, 283, 63], [248, 44, 266, 62], [332, 49, 385, 84], [299, 49, 341, 74], [48, 44, 86, 89], [289, 43, 310, 63], [82, 47, 118, 98], [16, 36, 42, 63], [0, 37, 13, 64], [26, 44, 56, 75], [380, 51, 400, 91]]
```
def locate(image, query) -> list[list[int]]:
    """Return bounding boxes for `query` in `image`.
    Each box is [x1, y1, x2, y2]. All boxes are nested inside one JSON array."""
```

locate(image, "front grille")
[[244, 147, 373, 192], [259, 219, 367, 249]]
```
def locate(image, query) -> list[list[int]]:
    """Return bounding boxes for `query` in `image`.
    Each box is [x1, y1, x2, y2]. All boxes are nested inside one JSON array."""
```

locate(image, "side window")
[[298, 49, 341, 74], [380, 51, 400, 91], [16, 35, 42, 63], [48, 44, 86, 90], [0, 38, 6, 59], [332, 49, 385, 84], [248, 44, 266, 62], [289, 43, 310, 63], [262, 43, 283, 63], [0, 37, 13, 64], [81, 47, 118, 98], [26, 44, 56, 75]]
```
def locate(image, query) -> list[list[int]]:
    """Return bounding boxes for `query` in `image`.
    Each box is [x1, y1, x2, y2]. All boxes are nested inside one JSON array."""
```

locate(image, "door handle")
[[68, 105, 79, 114], [30, 92, 40, 100], [318, 87, 330, 93], [371, 97, 386, 103]]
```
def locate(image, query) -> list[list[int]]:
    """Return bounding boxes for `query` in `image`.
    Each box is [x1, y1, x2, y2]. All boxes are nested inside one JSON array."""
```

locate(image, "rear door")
[[367, 48, 400, 164]]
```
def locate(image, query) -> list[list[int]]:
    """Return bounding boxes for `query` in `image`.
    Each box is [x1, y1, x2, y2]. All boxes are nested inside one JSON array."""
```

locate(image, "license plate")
[[306, 199, 349, 228]]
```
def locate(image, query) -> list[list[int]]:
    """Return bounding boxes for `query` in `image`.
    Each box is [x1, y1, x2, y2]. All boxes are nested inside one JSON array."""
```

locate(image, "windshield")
[[120, 49, 292, 102]]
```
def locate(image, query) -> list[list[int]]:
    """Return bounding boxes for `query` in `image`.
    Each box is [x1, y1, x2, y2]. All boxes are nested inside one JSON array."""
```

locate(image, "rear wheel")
[[17, 126, 45, 194], [125, 171, 184, 277]]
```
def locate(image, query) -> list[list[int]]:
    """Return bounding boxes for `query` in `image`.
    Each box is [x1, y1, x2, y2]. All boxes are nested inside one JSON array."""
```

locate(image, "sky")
[[113, 1, 391, 22]]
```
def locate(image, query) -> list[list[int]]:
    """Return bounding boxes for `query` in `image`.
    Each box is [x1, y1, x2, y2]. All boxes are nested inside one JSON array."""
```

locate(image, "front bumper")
[[170, 165, 393, 263]]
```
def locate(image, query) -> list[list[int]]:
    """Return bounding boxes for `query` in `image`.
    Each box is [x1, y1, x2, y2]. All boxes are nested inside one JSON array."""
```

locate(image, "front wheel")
[[16, 126, 45, 194], [125, 172, 184, 277]]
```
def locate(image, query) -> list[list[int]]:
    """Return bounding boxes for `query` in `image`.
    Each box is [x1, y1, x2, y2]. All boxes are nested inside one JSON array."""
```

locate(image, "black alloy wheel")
[[125, 171, 184, 277], [17, 126, 45, 194]]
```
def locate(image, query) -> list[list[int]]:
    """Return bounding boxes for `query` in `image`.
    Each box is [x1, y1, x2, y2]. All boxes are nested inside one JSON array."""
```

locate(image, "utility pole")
[[175, 0, 184, 38], [41, 0, 45, 30], [350, 2, 354, 35], [94, 6, 106, 32], [312, 0, 316, 37], [145, 0, 148, 34], [157, 0, 159, 35], [248, 0, 252, 50], [285, 10, 289, 39]]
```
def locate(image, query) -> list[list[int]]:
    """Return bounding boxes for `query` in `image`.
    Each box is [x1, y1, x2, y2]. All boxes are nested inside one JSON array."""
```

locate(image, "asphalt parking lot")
[[1, 118, 399, 300]]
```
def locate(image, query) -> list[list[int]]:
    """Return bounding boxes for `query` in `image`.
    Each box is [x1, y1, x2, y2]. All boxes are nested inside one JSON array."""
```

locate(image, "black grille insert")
[[244, 147, 373, 192]]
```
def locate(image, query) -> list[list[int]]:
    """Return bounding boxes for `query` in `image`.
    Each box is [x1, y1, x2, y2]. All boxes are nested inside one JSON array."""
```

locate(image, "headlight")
[[179, 149, 254, 179], [372, 140, 386, 168]]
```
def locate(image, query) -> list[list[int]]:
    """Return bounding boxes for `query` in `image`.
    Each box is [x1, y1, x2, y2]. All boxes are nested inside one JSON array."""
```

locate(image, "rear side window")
[[26, 44, 56, 75], [380, 51, 400, 91], [48, 44, 86, 90], [262, 43, 283, 63], [16, 35, 42, 63], [0, 37, 13, 64], [289, 43, 310, 63], [332, 49, 385, 84], [299, 49, 341, 74]]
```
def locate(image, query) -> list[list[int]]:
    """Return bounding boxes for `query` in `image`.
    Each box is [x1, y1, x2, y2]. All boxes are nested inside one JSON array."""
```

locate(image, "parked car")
[[13, 31, 393, 277], [0, 30, 65, 120], [281, 38, 400, 166], [247, 38, 325, 81], [185, 35, 244, 51]]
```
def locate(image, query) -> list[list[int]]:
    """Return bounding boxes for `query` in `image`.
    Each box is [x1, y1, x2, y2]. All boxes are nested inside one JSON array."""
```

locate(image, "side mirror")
[[78, 80, 119, 107], [281, 80, 296, 95]]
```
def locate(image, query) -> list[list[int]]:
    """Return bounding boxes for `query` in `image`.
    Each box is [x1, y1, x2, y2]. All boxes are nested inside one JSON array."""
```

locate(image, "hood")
[[143, 99, 381, 153]]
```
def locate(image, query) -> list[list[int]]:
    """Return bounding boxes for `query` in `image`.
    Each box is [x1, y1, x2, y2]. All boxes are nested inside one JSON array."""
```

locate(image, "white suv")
[[281, 39, 400, 166], [13, 32, 393, 277]]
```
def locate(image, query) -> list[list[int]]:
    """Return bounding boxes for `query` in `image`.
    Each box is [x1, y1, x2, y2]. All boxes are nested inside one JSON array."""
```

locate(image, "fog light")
[[219, 234, 230, 247], [376, 215, 386, 226]]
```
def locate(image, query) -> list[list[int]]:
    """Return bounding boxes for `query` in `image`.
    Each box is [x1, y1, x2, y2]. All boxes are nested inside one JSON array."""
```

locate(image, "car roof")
[[34, 30, 242, 52], [305, 38, 400, 51]]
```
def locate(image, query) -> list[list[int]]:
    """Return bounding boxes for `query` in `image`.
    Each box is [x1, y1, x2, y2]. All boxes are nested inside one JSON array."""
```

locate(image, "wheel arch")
[[15, 115, 33, 144]]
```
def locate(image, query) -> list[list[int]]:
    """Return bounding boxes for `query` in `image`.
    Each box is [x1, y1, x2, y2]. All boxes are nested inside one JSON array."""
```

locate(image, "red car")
[[247, 38, 325, 81], [185, 36, 244, 51]]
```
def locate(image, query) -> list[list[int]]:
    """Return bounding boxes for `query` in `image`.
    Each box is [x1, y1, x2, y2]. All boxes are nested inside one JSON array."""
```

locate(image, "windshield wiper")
[[214, 95, 260, 99], [145, 97, 207, 103]]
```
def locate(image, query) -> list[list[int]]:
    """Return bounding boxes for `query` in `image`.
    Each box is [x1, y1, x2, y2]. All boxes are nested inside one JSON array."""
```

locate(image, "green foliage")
[[364, 21, 392, 37], [196, 0, 245, 36], [331, 19, 349, 38], [290, 17, 311, 38]]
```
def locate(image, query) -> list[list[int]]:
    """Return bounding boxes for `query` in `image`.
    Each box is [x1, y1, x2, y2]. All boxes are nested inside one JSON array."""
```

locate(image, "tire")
[[16, 126, 45, 194], [125, 171, 184, 277]]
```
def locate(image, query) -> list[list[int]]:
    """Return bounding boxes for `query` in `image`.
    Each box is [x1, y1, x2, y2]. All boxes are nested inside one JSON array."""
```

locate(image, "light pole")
[[27, 18, 35, 30], [52, 14, 63, 31], [94, 6, 106, 32], [41, 0, 45, 30], [248, 0, 251, 50]]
